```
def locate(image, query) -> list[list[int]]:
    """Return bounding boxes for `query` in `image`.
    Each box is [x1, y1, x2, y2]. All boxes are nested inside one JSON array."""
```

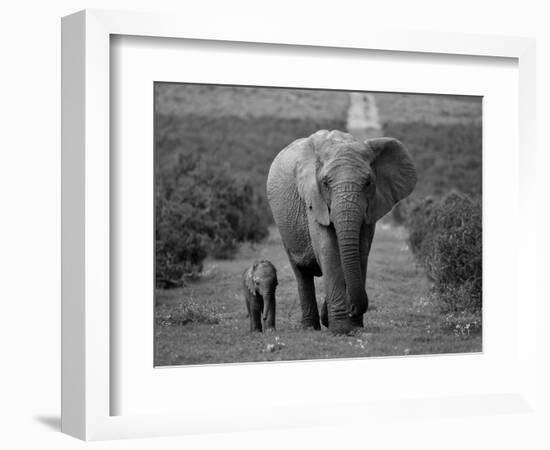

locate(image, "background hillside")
[[374, 92, 482, 198], [155, 84, 349, 200], [156, 86, 482, 204]]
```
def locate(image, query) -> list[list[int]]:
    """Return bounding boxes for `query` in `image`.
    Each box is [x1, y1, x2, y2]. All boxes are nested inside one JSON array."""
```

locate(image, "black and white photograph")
[[154, 83, 482, 366], [5, 0, 547, 446]]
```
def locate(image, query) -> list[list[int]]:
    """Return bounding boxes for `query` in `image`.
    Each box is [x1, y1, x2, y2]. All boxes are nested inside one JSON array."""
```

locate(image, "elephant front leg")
[[318, 237, 355, 335], [323, 273, 354, 335], [263, 298, 276, 331], [291, 265, 320, 330], [249, 294, 263, 332]]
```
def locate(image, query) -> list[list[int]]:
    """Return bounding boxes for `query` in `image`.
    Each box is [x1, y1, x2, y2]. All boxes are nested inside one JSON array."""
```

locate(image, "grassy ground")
[[154, 225, 481, 366]]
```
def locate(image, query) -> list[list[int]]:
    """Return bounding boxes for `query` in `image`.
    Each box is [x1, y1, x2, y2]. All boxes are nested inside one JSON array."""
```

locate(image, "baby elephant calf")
[[243, 260, 278, 332]]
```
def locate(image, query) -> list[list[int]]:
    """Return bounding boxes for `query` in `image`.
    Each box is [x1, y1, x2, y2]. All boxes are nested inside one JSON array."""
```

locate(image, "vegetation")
[[155, 85, 348, 287], [406, 192, 482, 313], [155, 153, 270, 288], [156, 114, 348, 206]]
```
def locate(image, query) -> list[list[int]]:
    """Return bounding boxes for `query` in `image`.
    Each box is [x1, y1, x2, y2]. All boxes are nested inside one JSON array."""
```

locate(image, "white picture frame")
[[61, 9, 538, 441]]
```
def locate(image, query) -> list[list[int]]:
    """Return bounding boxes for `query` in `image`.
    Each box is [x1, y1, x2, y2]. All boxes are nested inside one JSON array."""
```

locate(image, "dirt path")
[[347, 92, 382, 140]]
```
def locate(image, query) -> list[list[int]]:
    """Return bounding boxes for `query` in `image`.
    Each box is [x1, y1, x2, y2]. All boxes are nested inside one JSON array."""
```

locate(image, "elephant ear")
[[295, 140, 330, 226], [366, 138, 417, 223], [245, 267, 256, 294]]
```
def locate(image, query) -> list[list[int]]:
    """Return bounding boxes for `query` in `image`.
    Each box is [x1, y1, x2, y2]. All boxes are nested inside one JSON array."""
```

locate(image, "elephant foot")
[[350, 314, 364, 328], [320, 301, 329, 328], [328, 318, 355, 336], [301, 317, 321, 330]]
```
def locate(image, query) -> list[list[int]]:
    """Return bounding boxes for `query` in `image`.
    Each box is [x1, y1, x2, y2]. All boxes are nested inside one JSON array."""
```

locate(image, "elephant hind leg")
[[292, 265, 320, 330]]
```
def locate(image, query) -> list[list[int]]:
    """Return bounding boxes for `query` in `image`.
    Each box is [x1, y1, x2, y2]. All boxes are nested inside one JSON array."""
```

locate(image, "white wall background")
[[0, 0, 548, 448]]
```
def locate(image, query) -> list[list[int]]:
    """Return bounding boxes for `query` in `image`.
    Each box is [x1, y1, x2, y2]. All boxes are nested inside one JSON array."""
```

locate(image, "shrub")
[[155, 190, 210, 288], [155, 153, 270, 288], [406, 196, 437, 260], [406, 192, 482, 312]]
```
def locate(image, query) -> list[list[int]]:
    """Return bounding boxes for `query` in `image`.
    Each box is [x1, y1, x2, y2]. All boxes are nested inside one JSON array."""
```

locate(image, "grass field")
[[155, 225, 481, 366]]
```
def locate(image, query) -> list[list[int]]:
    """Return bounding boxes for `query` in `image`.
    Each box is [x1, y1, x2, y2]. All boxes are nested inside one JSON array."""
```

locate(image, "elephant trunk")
[[332, 183, 368, 319], [262, 294, 271, 320]]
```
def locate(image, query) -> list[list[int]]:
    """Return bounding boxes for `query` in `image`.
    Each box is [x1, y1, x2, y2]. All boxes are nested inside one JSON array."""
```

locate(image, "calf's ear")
[[245, 268, 256, 294]]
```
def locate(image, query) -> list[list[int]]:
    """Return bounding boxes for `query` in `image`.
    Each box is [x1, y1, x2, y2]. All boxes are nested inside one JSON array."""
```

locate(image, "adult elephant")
[[267, 130, 416, 334]]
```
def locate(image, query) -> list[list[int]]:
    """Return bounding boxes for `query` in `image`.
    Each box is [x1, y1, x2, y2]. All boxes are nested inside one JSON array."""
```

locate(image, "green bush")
[[406, 192, 482, 312], [155, 153, 270, 288]]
